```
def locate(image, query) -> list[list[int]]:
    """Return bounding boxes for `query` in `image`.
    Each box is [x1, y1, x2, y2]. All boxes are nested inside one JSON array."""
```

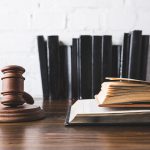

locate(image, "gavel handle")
[[23, 92, 34, 104]]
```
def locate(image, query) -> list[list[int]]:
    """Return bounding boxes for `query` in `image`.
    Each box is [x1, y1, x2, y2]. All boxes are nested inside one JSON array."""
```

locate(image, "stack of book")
[[65, 78, 150, 125], [95, 77, 150, 107]]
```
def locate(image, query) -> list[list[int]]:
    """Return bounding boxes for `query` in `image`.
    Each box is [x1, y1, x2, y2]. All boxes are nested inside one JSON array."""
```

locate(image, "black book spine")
[[71, 38, 79, 99], [80, 35, 92, 99], [121, 33, 131, 78], [48, 36, 60, 100], [101, 35, 112, 81], [146, 46, 150, 81], [37, 36, 49, 100], [92, 36, 102, 97], [128, 30, 142, 79], [112, 45, 122, 77], [140, 35, 150, 80], [59, 45, 72, 99], [78, 39, 81, 99]]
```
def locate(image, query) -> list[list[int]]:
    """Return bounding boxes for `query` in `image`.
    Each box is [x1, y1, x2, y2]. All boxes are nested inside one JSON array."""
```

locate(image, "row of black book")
[[37, 30, 150, 100]]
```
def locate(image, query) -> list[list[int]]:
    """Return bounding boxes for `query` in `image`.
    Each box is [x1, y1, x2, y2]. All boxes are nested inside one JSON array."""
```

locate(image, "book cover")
[[59, 45, 72, 99], [112, 45, 122, 77], [37, 36, 49, 99], [80, 35, 92, 99], [71, 38, 80, 99], [146, 41, 150, 81], [92, 36, 102, 97], [140, 35, 150, 80], [48, 36, 60, 100], [101, 35, 112, 81], [121, 33, 131, 78], [128, 30, 142, 79]]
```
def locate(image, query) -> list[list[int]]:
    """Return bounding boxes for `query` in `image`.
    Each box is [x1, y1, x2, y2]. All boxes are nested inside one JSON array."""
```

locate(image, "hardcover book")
[[140, 35, 150, 81], [92, 36, 102, 97], [37, 36, 49, 99], [80, 35, 92, 99], [71, 38, 80, 99], [59, 45, 72, 99], [112, 45, 122, 77], [48, 36, 60, 99], [121, 33, 130, 78], [101, 35, 112, 82], [128, 30, 142, 79]]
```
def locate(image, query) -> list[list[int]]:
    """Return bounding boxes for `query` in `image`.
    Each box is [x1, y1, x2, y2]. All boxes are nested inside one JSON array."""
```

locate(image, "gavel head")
[[1, 65, 25, 107]]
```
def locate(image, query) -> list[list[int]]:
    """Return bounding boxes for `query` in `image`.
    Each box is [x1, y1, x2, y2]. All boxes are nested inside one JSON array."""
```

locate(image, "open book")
[[65, 99, 150, 125], [65, 78, 150, 125], [95, 78, 150, 107]]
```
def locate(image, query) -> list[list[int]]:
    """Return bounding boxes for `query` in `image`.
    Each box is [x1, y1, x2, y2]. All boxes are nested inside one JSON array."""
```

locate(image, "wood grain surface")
[[0, 99, 150, 150]]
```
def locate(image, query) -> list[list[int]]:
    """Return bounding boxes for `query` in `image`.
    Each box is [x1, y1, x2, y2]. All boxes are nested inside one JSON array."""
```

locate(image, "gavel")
[[1, 65, 34, 107]]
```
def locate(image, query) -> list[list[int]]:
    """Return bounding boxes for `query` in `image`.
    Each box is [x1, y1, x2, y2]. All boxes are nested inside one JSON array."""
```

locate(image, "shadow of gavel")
[[1, 65, 34, 107]]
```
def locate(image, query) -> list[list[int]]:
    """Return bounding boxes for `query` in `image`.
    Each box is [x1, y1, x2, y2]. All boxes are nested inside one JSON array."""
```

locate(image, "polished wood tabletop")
[[0, 99, 150, 150]]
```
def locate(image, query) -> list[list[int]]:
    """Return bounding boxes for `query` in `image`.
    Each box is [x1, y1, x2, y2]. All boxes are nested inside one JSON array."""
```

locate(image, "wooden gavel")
[[1, 65, 34, 107]]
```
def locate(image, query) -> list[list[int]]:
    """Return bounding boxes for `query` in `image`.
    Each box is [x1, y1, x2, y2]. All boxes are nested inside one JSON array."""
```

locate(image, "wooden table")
[[1, 99, 150, 150]]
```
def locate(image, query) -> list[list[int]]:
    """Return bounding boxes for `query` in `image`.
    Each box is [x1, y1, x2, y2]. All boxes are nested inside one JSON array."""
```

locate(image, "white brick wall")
[[0, 0, 149, 97]]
